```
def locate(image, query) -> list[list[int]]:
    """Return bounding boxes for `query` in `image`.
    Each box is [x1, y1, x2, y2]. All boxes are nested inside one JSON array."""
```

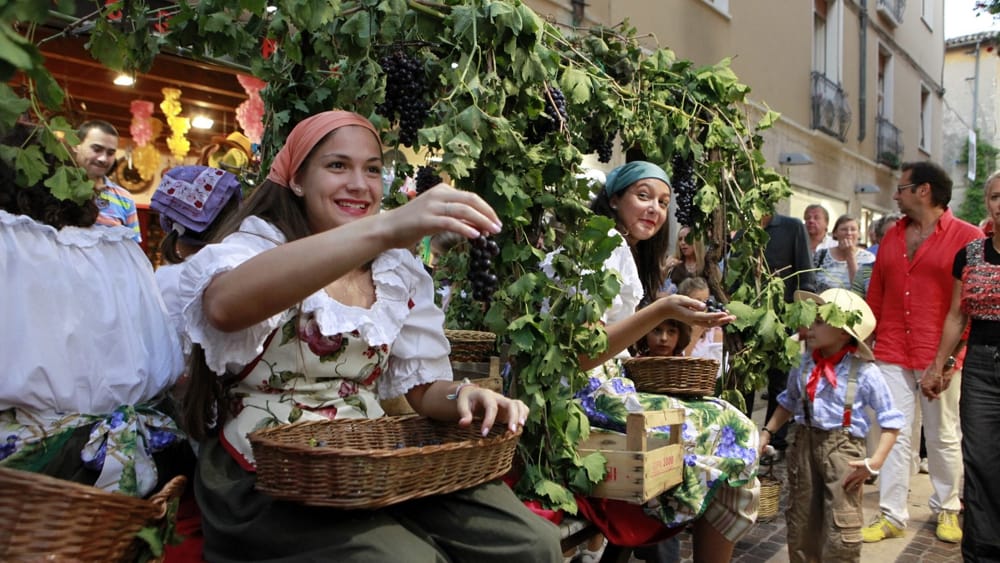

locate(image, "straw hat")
[[793, 288, 876, 361]]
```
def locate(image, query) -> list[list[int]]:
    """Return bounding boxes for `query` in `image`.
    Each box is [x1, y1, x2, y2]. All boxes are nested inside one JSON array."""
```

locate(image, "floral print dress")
[[578, 365, 758, 528], [573, 231, 759, 528], [177, 216, 452, 469]]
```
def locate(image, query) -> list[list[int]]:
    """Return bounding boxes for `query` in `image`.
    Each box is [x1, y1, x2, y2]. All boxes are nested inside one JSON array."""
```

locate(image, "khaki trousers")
[[786, 426, 865, 563]]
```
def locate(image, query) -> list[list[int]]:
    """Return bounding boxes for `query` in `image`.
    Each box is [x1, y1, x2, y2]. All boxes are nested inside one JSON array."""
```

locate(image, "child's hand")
[[844, 458, 877, 491]]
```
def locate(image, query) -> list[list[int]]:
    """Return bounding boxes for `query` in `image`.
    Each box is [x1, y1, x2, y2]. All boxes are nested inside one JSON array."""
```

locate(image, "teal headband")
[[604, 161, 671, 197]]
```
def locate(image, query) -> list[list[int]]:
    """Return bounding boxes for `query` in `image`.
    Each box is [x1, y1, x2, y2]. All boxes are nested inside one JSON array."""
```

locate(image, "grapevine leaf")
[[26, 67, 64, 109], [15, 145, 48, 187], [341, 11, 372, 47], [0, 26, 34, 70], [559, 67, 591, 104], [0, 84, 30, 127], [756, 108, 781, 131]]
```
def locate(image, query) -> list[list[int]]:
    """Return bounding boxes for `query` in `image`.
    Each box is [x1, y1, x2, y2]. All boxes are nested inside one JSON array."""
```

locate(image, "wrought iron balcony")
[[876, 0, 905, 26], [810, 72, 851, 142], [876, 116, 903, 169]]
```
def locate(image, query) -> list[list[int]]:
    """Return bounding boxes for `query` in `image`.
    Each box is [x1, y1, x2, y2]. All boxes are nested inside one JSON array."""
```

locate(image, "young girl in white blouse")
[[174, 111, 561, 562]]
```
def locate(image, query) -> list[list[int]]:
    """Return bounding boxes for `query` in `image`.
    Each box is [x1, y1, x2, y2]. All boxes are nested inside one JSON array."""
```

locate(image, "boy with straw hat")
[[759, 288, 904, 562]]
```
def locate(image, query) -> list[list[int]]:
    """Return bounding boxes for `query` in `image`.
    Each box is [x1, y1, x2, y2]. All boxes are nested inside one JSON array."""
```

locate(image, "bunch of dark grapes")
[[468, 235, 500, 302], [705, 296, 728, 313], [414, 165, 441, 196], [377, 49, 430, 147], [587, 124, 618, 163], [525, 86, 567, 144], [671, 153, 698, 226]]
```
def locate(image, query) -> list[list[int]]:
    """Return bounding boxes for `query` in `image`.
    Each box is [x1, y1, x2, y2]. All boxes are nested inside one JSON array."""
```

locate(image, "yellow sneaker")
[[936, 512, 962, 543], [862, 514, 904, 542]]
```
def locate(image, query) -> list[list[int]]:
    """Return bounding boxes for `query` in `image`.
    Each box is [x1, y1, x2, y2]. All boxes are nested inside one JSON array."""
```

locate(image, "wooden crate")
[[577, 409, 684, 504]]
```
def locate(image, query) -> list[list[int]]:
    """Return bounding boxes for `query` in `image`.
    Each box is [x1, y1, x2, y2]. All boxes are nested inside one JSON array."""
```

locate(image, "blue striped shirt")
[[777, 352, 904, 439]]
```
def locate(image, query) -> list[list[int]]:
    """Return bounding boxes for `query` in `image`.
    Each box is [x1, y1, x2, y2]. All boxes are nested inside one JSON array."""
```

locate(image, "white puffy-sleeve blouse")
[[0, 210, 184, 414], [175, 216, 452, 398]]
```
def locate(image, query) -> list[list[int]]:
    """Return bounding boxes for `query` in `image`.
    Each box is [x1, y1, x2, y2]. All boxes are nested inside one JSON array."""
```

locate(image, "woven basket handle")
[[147, 475, 187, 519]]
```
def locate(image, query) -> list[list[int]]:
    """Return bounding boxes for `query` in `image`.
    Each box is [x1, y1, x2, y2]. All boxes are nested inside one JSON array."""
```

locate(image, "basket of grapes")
[[249, 415, 521, 509], [444, 329, 497, 363]]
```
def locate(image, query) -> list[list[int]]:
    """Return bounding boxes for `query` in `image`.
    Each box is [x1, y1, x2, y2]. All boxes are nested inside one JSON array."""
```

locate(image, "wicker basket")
[[444, 329, 497, 363], [249, 415, 521, 509], [0, 467, 186, 562], [758, 474, 782, 521], [622, 356, 719, 397]]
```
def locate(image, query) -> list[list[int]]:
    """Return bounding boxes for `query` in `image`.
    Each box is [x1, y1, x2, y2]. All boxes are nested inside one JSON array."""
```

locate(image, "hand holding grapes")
[[654, 293, 734, 329], [382, 184, 501, 249]]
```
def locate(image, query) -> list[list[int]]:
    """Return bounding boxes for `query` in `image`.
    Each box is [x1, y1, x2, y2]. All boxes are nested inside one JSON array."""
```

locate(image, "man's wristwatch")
[[943, 356, 957, 371]]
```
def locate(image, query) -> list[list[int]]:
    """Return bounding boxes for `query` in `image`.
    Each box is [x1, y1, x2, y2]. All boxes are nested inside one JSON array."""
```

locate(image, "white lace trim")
[[0, 209, 138, 247]]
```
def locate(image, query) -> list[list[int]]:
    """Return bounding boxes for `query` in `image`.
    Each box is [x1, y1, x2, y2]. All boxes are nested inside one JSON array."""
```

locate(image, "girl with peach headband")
[[173, 110, 561, 561]]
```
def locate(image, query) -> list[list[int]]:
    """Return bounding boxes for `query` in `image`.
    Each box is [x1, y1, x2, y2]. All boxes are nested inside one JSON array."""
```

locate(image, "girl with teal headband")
[[566, 160, 760, 563]]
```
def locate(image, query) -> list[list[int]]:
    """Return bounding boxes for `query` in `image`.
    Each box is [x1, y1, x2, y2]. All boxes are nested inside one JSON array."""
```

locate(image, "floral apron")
[[222, 311, 391, 469]]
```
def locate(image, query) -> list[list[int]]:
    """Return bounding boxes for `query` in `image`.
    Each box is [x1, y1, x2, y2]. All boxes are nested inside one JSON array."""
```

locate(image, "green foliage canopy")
[[7, 0, 807, 511]]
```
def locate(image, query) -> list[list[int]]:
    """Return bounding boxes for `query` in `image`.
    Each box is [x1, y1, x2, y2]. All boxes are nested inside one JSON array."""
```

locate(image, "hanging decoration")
[[160, 87, 190, 161], [133, 118, 165, 181], [129, 100, 154, 147], [235, 74, 266, 145]]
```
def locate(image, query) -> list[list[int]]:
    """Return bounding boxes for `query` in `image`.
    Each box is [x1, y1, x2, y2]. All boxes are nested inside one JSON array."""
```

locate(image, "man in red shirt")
[[863, 161, 982, 544]]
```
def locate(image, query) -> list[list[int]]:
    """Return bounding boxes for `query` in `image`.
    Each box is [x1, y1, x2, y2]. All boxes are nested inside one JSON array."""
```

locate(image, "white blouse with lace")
[[176, 216, 453, 467]]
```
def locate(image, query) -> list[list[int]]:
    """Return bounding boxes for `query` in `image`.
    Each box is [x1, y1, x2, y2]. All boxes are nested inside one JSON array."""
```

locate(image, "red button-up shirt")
[[867, 209, 982, 369]]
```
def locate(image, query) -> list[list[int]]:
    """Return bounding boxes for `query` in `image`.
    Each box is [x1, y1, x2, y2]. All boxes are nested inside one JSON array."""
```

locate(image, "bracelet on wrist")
[[863, 457, 879, 476], [446, 378, 477, 400], [761, 427, 773, 436]]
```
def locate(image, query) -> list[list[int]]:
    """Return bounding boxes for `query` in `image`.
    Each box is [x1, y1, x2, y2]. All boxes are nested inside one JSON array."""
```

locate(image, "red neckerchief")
[[807, 345, 857, 401]]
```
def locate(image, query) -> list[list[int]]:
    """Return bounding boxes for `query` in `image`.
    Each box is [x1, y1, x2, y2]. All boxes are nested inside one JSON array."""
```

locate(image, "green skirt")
[[195, 436, 562, 563]]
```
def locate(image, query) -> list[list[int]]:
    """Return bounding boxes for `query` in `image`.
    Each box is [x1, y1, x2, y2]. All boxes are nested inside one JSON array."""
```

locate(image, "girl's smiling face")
[[611, 179, 671, 246], [294, 125, 384, 233]]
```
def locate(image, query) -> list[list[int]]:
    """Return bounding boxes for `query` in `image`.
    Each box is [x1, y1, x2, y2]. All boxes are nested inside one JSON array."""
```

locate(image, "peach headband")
[[266, 110, 380, 188]]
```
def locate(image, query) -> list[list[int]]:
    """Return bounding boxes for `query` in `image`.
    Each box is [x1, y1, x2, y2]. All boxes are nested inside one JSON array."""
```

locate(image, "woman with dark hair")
[[553, 161, 759, 563], [173, 111, 561, 562], [0, 124, 188, 497]]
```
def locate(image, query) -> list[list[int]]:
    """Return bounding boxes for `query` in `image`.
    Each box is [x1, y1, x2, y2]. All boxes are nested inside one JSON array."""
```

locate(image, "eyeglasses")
[[895, 182, 919, 193]]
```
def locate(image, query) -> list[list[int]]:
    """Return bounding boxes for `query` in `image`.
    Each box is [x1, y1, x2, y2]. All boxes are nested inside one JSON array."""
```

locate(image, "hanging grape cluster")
[[414, 165, 441, 195], [671, 153, 698, 226], [587, 123, 618, 163], [468, 235, 500, 302], [525, 86, 567, 144], [377, 49, 430, 147]]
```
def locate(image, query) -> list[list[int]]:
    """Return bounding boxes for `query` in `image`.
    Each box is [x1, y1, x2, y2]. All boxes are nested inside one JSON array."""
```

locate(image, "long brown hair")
[[590, 187, 671, 300], [181, 179, 312, 440]]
